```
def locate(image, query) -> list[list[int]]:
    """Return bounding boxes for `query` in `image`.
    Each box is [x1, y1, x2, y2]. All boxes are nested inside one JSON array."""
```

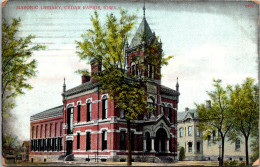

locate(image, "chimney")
[[185, 107, 189, 111], [206, 100, 211, 109], [81, 75, 91, 84]]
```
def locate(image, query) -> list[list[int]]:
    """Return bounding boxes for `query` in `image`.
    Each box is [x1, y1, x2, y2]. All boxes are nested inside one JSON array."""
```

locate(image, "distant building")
[[177, 106, 252, 162]]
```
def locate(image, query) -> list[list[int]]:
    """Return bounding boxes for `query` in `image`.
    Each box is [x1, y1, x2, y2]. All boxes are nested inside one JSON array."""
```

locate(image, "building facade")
[[177, 107, 252, 162], [30, 10, 180, 163]]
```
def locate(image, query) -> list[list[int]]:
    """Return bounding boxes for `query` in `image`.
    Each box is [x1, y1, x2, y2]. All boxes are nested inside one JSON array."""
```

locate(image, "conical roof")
[[130, 17, 154, 48]]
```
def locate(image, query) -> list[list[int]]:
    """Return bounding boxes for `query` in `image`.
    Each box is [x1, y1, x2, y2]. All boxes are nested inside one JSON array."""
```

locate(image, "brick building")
[[30, 8, 180, 163]]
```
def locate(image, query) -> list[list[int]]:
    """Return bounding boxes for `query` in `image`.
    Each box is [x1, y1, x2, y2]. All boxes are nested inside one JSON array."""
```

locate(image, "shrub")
[[223, 160, 238, 166], [179, 147, 185, 161]]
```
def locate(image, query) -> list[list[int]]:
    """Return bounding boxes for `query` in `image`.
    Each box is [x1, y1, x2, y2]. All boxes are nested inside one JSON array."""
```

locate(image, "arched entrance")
[[155, 128, 167, 153]]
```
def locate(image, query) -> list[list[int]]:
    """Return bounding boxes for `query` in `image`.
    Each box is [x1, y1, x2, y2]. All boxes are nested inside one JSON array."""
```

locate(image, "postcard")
[[1, 0, 259, 166]]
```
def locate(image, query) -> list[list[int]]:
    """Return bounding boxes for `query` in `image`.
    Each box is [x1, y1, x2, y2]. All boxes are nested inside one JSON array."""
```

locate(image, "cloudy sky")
[[3, 0, 258, 140]]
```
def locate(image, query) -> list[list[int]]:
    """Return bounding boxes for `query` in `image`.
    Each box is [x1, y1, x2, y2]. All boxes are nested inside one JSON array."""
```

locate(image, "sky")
[[2, 0, 258, 141]]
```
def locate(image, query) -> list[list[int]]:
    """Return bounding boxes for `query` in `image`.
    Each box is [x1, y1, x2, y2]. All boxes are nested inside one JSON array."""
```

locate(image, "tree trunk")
[[220, 137, 225, 166], [127, 119, 132, 166], [245, 135, 249, 165]]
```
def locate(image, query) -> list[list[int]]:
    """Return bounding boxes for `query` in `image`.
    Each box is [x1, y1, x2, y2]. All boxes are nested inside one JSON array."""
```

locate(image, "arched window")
[[87, 100, 92, 122], [102, 95, 108, 119], [145, 132, 151, 152], [86, 132, 91, 150], [120, 131, 126, 150]]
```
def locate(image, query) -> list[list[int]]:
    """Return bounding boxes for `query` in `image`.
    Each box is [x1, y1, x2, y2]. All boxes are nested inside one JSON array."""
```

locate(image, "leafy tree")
[[2, 17, 45, 116], [76, 9, 172, 165], [227, 77, 259, 165], [178, 147, 185, 161], [195, 79, 232, 166]]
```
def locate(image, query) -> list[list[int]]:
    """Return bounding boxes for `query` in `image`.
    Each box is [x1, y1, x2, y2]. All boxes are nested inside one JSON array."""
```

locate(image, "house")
[[177, 105, 252, 162], [29, 7, 179, 163]]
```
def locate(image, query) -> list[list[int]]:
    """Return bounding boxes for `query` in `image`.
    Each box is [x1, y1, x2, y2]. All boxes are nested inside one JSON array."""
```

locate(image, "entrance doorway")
[[66, 141, 73, 155], [155, 128, 167, 153]]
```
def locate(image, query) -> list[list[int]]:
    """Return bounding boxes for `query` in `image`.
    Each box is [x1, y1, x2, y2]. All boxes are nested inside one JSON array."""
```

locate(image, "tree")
[[2, 17, 45, 116], [178, 147, 185, 161], [76, 10, 172, 165], [227, 78, 259, 165], [195, 79, 232, 166]]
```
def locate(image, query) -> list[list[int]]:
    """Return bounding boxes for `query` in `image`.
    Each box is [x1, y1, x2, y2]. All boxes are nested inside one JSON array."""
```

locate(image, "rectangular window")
[[40, 125, 43, 138], [86, 132, 91, 150], [67, 108, 74, 134], [188, 126, 193, 136], [44, 124, 47, 138], [136, 64, 139, 76], [212, 131, 216, 142], [235, 140, 240, 151], [120, 131, 126, 150], [55, 123, 57, 137], [60, 137, 63, 151], [179, 128, 183, 137], [132, 65, 135, 75], [77, 133, 80, 150], [188, 142, 192, 152], [102, 99, 108, 119], [60, 122, 63, 136], [50, 124, 52, 137], [207, 135, 211, 146], [196, 127, 200, 137], [168, 108, 172, 121], [197, 142, 200, 152], [87, 103, 92, 121], [102, 131, 107, 150], [77, 104, 81, 122], [36, 126, 38, 138], [32, 126, 35, 139]]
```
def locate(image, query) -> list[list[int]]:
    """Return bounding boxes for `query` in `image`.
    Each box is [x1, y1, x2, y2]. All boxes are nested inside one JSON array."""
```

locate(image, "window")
[[167, 105, 172, 121], [207, 135, 211, 146], [161, 104, 165, 115], [151, 65, 154, 79], [188, 126, 193, 136], [131, 64, 135, 75], [147, 64, 150, 78], [77, 133, 80, 150], [102, 131, 107, 150], [60, 122, 63, 136], [212, 130, 216, 141], [86, 132, 91, 150], [102, 96, 108, 119], [196, 127, 200, 137], [179, 128, 183, 137], [188, 142, 193, 152], [45, 124, 47, 138], [32, 126, 35, 139], [120, 109, 124, 119], [50, 124, 52, 137], [40, 125, 43, 138], [120, 131, 126, 150], [145, 132, 151, 152], [55, 123, 57, 137], [77, 104, 81, 122], [235, 140, 240, 151], [35, 126, 38, 138], [87, 101, 92, 121], [197, 142, 200, 152], [67, 108, 74, 134], [136, 64, 139, 76], [147, 97, 155, 118]]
